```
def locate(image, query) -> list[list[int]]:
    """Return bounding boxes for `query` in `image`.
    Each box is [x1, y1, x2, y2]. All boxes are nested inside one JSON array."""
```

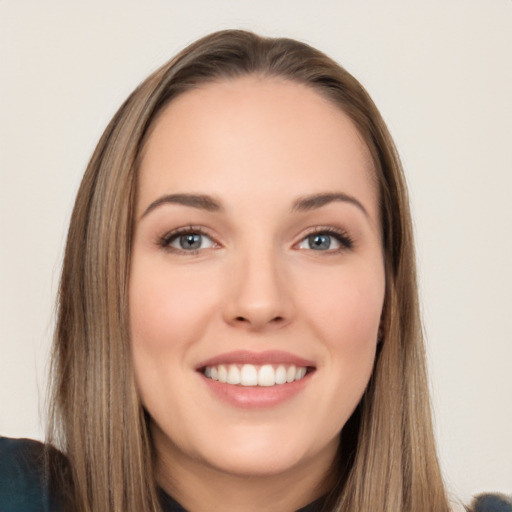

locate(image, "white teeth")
[[275, 365, 287, 384], [227, 365, 240, 385], [258, 364, 275, 387], [295, 367, 307, 380], [240, 364, 258, 386], [203, 363, 309, 386], [218, 364, 228, 383]]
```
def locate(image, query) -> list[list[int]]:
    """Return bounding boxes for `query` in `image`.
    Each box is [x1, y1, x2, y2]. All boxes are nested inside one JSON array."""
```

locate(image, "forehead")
[[138, 76, 378, 216]]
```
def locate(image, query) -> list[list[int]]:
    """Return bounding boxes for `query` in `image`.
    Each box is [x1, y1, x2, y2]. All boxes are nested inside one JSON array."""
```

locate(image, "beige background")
[[1, 1, 511, 506]]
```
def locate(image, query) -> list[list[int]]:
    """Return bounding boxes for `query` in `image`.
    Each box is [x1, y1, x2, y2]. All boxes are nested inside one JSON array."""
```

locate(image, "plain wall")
[[1, 0, 511, 506]]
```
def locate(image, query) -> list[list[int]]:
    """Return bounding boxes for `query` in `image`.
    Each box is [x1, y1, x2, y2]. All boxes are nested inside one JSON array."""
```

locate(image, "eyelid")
[[156, 224, 354, 254], [158, 225, 221, 254], [294, 226, 354, 252]]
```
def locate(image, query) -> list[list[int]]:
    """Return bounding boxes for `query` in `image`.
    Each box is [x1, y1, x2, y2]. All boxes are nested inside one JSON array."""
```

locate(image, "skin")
[[130, 76, 385, 512]]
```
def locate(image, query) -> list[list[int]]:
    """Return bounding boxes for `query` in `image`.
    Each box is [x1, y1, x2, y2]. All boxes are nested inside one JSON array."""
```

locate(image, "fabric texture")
[[0, 437, 59, 512], [470, 493, 512, 512]]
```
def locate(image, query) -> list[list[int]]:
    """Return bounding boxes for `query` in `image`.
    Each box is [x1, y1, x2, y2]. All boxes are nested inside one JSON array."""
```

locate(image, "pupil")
[[309, 234, 330, 250], [180, 234, 201, 249]]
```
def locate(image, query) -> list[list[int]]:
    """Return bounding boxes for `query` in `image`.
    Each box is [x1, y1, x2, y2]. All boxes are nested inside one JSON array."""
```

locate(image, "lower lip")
[[200, 372, 313, 409]]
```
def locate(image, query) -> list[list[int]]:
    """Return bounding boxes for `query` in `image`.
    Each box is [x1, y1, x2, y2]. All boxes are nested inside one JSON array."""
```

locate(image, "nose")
[[222, 249, 293, 331]]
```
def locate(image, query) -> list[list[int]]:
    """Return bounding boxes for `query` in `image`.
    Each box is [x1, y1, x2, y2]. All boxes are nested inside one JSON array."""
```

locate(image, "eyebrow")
[[291, 192, 368, 217], [140, 191, 368, 219], [140, 193, 223, 219]]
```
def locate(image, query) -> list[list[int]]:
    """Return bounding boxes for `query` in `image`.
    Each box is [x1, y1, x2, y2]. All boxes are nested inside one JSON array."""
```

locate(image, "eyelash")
[[158, 226, 217, 254], [297, 227, 354, 253], [157, 226, 354, 254]]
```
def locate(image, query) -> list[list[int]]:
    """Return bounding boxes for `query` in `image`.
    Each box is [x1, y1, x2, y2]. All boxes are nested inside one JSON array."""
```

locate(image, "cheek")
[[129, 258, 223, 417], [129, 258, 220, 352], [298, 262, 384, 382], [300, 263, 384, 338]]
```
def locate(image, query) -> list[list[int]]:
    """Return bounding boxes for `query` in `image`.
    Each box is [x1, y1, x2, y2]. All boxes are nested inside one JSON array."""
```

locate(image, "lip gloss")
[[200, 371, 313, 409], [196, 350, 316, 409]]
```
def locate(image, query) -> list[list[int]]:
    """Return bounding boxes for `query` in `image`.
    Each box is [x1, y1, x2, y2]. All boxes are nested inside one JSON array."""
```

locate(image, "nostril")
[[232, 315, 285, 326]]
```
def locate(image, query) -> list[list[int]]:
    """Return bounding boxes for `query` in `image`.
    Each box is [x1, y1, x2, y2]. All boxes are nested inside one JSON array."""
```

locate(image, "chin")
[[207, 448, 305, 477], [190, 425, 339, 479]]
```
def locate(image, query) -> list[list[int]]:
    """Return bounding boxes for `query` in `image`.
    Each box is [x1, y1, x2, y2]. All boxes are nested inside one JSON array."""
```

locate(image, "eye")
[[297, 229, 353, 252], [160, 228, 216, 253]]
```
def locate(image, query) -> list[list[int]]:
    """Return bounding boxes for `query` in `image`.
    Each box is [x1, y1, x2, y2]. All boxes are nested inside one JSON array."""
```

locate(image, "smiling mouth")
[[201, 364, 314, 387]]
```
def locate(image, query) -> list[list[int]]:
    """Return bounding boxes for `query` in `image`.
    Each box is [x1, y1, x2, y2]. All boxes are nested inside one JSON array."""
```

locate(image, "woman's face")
[[130, 76, 385, 485]]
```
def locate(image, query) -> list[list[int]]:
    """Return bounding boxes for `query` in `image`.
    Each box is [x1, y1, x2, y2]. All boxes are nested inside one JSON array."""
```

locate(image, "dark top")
[[0, 437, 325, 512]]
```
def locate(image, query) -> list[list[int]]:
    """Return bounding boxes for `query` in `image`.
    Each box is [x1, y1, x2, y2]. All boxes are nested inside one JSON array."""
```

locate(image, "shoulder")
[[469, 493, 512, 512], [0, 436, 67, 512]]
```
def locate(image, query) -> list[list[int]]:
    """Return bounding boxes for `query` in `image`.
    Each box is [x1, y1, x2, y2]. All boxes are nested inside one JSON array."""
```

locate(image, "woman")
[[0, 29, 461, 511]]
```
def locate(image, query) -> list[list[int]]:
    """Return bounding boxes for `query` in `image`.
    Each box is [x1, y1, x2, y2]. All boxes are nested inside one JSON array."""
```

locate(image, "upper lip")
[[195, 350, 316, 370]]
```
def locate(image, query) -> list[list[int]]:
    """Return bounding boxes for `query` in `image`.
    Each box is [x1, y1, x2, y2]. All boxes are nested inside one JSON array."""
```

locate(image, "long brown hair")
[[48, 29, 451, 511]]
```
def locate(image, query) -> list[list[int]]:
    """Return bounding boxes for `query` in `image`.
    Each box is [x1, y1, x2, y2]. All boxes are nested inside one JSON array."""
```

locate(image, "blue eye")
[[305, 234, 333, 250], [297, 230, 353, 251], [162, 230, 215, 252]]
